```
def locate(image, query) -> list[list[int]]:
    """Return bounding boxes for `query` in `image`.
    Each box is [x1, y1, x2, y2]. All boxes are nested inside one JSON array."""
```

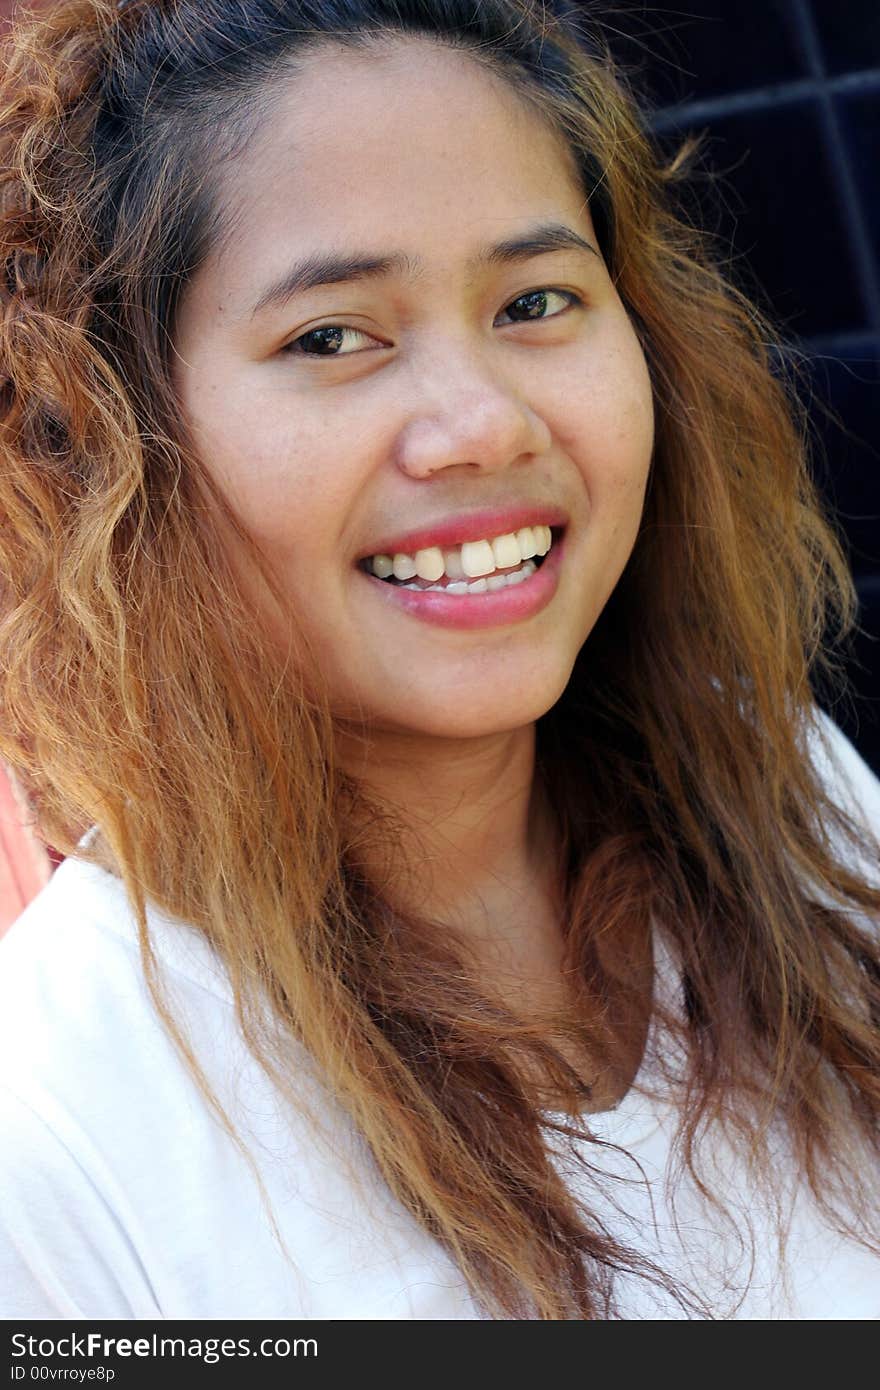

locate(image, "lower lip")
[[357, 532, 565, 631]]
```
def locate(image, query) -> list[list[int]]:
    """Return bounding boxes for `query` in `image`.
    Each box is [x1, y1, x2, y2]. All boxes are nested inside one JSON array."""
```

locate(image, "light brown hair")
[[2, 0, 879, 1318]]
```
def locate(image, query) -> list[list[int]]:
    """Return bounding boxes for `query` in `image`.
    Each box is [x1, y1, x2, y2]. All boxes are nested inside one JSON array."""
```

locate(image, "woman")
[[0, 0, 878, 1320]]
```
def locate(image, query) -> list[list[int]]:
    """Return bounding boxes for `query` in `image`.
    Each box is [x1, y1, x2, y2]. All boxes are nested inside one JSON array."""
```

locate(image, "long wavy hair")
[[2, 0, 879, 1319]]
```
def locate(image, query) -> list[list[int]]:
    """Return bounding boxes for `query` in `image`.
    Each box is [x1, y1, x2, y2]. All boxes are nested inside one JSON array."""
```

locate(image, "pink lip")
[[358, 531, 566, 631], [357, 504, 569, 560]]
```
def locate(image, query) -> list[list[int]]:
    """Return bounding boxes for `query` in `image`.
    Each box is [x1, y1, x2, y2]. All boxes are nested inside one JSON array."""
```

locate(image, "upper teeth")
[[368, 524, 554, 581]]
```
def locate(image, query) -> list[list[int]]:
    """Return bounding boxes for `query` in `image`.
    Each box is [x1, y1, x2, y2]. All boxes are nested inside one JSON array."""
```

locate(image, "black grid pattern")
[[599, 0, 880, 770]]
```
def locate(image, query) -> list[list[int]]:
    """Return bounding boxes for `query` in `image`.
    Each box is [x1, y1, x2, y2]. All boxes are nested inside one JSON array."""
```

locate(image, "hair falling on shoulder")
[[1, 0, 880, 1320]]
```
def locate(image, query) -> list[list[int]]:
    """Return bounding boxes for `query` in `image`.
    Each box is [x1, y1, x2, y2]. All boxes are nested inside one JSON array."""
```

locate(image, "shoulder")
[[0, 848, 236, 1105], [0, 850, 470, 1319], [0, 848, 345, 1317], [0, 832, 344, 1165], [804, 705, 880, 821], [0, 854, 224, 1317], [0, 851, 249, 1235], [800, 705, 880, 890]]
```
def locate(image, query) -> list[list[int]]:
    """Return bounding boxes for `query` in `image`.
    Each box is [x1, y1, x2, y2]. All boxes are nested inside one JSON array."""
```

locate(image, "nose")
[[391, 345, 552, 480]]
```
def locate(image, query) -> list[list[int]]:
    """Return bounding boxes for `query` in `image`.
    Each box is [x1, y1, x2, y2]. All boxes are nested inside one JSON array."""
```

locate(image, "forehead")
[[205, 37, 592, 288]]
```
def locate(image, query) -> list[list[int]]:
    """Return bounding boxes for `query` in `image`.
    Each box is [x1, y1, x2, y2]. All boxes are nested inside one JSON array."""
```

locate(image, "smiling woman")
[[0, 0, 879, 1322], [170, 37, 653, 732]]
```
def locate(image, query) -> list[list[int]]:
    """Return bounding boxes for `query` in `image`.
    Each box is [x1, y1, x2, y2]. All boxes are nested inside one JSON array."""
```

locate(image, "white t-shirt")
[[1, 706, 879, 1320]]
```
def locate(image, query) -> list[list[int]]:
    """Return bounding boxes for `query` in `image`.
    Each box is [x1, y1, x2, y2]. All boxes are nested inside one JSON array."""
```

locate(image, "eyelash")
[[280, 287, 583, 359]]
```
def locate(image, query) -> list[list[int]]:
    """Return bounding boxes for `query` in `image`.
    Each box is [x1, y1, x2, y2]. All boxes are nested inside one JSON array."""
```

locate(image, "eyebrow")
[[248, 220, 601, 319]]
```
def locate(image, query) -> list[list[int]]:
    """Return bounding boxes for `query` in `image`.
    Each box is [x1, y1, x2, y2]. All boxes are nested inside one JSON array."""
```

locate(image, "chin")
[[404, 682, 575, 741]]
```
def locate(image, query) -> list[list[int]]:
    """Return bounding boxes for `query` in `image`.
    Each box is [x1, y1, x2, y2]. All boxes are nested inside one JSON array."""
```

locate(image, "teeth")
[[371, 554, 395, 579], [460, 539, 496, 579], [491, 533, 522, 570], [369, 524, 555, 582], [392, 553, 418, 581], [397, 559, 538, 593], [413, 546, 445, 582], [443, 547, 465, 581], [516, 526, 537, 560]]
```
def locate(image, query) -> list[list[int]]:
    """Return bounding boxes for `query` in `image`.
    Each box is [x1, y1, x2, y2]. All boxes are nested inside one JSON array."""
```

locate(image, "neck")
[[336, 719, 565, 960], [335, 719, 654, 1115]]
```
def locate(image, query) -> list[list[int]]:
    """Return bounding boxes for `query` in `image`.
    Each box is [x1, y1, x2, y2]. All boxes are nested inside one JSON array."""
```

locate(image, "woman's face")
[[172, 37, 655, 739]]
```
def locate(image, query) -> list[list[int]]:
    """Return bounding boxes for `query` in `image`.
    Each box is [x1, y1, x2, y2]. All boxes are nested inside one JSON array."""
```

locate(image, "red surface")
[[0, 765, 52, 936]]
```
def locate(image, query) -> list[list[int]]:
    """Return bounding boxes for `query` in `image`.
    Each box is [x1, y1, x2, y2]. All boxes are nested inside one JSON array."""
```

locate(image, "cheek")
[[182, 396, 344, 550], [596, 331, 655, 458], [561, 348, 654, 500]]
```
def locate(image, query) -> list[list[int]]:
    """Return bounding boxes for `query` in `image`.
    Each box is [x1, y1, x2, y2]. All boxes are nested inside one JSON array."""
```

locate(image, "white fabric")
[[1, 706, 879, 1320]]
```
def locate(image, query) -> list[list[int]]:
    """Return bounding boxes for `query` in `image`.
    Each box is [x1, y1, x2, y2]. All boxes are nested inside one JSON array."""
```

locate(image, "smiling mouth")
[[358, 519, 558, 589], [367, 552, 549, 592]]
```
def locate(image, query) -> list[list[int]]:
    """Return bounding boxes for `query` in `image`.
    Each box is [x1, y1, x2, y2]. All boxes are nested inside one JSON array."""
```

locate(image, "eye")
[[280, 325, 378, 358], [492, 286, 581, 323], [280, 282, 581, 355]]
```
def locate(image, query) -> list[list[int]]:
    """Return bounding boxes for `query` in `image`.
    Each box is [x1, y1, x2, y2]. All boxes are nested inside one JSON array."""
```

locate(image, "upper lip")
[[357, 504, 569, 561]]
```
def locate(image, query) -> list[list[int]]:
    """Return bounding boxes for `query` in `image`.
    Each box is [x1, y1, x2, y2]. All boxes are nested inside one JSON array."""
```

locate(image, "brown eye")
[[292, 326, 345, 356], [283, 324, 378, 357], [496, 288, 580, 324]]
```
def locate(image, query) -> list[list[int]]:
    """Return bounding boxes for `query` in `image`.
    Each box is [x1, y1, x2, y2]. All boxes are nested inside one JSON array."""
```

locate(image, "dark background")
[[3, 0, 879, 770], [594, 0, 880, 772]]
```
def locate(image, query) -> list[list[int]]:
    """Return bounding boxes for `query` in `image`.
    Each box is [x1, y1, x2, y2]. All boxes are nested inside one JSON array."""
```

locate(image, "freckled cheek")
[[175, 366, 349, 587], [556, 372, 654, 512], [191, 409, 331, 543]]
